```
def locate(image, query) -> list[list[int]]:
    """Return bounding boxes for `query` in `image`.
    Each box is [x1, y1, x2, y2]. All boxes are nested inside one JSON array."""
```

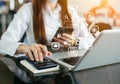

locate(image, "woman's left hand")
[[53, 33, 77, 46]]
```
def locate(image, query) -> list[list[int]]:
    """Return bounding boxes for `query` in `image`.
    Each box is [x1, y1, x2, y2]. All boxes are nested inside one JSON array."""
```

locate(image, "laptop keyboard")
[[26, 57, 57, 70]]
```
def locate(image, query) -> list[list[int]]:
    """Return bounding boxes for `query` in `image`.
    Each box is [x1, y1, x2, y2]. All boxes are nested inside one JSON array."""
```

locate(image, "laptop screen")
[[74, 30, 120, 71]]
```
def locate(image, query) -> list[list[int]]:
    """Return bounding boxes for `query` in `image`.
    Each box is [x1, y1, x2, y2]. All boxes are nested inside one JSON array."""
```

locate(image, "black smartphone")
[[59, 56, 80, 66], [54, 27, 74, 38]]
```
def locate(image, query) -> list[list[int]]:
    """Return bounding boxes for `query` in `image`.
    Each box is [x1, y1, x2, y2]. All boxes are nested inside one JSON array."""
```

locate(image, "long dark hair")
[[32, 0, 72, 45]]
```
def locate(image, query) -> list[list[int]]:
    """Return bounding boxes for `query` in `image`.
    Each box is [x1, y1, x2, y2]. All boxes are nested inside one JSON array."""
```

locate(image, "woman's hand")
[[16, 44, 52, 62], [53, 33, 77, 46]]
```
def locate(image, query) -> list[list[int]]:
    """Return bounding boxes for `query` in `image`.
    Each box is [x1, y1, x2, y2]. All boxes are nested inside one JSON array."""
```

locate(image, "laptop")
[[48, 29, 120, 71]]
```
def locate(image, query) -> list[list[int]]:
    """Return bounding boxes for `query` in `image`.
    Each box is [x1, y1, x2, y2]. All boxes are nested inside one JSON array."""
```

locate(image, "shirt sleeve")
[[69, 6, 95, 50], [0, 3, 31, 56]]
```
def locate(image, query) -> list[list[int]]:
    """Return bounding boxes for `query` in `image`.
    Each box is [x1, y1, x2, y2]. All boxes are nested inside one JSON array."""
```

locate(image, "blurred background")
[[69, 0, 120, 15], [0, 0, 120, 38]]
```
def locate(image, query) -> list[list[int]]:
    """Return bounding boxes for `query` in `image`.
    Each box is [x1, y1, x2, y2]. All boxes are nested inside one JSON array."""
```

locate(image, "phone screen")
[[59, 56, 80, 66]]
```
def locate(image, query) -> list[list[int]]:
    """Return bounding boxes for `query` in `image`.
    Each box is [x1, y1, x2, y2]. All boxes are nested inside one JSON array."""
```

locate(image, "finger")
[[59, 36, 73, 45], [62, 33, 76, 45], [38, 52, 43, 62], [53, 37, 63, 43], [48, 51, 52, 56], [34, 44, 42, 61], [62, 33, 74, 40], [27, 49, 34, 61], [54, 37, 71, 46], [39, 44, 48, 56], [34, 44, 41, 52], [30, 47, 39, 61]]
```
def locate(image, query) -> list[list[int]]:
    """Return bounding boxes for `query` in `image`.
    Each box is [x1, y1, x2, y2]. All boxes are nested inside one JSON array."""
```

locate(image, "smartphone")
[[54, 27, 74, 38], [59, 56, 80, 66]]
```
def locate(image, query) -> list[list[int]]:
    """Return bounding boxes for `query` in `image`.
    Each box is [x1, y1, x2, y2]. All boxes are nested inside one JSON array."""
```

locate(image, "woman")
[[0, 0, 94, 83]]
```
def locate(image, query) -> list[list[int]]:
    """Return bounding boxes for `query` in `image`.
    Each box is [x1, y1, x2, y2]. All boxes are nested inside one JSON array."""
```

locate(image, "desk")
[[0, 54, 59, 84], [71, 63, 120, 84], [0, 53, 120, 84]]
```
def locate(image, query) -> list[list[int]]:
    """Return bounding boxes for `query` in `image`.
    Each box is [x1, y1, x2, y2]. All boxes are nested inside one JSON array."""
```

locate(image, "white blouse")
[[0, 2, 95, 56]]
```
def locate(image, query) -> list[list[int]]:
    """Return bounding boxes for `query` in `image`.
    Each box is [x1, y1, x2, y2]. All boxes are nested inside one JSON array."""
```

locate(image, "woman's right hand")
[[16, 44, 52, 62]]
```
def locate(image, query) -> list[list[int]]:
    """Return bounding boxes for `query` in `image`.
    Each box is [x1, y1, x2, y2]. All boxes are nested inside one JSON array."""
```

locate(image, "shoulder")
[[14, 2, 33, 21], [12, 2, 33, 24], [21, 2, 32, 9], [16, 2, 33, 15]]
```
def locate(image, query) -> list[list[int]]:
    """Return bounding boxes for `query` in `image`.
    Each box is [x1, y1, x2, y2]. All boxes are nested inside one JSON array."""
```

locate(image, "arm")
[[0, 3, 51, 61], [53, 6, 95, 49], [0, 4, 30, 56]]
